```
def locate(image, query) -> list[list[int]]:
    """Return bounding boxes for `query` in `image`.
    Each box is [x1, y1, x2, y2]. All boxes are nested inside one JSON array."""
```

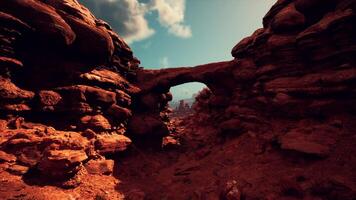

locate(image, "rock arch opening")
[[168, 82, 209, 117]]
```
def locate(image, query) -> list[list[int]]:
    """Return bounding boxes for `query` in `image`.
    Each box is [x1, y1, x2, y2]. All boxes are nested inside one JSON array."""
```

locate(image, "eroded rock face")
[[0, 0, 138, 184]]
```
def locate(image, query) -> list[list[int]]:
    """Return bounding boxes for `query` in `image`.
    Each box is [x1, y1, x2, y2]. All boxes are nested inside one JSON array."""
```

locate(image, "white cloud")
[[80, 0, 154, 44], [120, 0, 155, 43], [150, 0, 192, 38], [159, 57, 170, 68], [80, 0, 191, 43], [168, 23, 192, 38]]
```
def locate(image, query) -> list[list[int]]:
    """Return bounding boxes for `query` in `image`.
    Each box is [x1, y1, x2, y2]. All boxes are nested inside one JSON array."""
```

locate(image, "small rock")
[[0, 151, 16, 163], [84, 158, 114, 175], [82, 128, 97, 139], [0, 163, 9, 170], [7, 117, 24, 129], [221, 180, 242, 200], [95, 134, 131, 154], [38, 149, 88, 178], [60, 175, 82, 189], [0, 119, 7, 130], [279, 126, 338, 157], [7, 164, 29, 175], [80, 114, 111, 131], [162, 136, 180, 149], [38, 90, 62, 111]]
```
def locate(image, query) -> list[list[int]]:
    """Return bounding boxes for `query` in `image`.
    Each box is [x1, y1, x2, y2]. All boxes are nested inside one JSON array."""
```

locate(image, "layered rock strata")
[[0, 0, 139, 181]]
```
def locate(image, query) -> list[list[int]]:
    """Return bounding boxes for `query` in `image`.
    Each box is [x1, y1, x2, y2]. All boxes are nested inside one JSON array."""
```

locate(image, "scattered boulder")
[[7, 164, 29, 175], [38, 90, 62, 111], [279, 125, 339, 157], [56, 85, 117, 106], [162, 136, 180, 149], [7, 117, 24, 129], [38, 149, 88, 178], [84, 158, 114, 175], [0, 77, 34, 102], [95, 134, 132, 154], [0, 119, 7, 130], [220, 180, 242, 200], [80, 115, 112, 132], [0, 150, 16, 163]]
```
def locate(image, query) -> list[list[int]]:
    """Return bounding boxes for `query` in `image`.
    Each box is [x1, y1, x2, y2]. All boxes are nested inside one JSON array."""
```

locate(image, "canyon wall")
[[0, 0, 140, 183]]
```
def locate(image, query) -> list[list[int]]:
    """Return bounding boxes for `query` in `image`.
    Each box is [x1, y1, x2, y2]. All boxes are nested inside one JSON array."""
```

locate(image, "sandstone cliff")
[[0, 0, 141, 198]]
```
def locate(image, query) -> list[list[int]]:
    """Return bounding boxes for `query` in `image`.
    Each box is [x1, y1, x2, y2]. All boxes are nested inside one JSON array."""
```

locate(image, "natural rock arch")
[[136, 60, 237, 96], [128, 60, 242, 138]]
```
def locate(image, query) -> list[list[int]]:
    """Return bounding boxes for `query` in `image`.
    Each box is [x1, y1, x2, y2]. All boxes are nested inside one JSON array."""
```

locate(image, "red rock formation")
[[0, 0, 138, 194]]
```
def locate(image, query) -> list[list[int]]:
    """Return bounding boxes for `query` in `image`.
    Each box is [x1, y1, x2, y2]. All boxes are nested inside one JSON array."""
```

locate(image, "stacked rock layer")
[[0, 0, 140, 180]]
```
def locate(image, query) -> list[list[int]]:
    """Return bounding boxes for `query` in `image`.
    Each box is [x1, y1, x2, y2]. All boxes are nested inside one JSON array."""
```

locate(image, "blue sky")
[[80, 0, 277, 101]]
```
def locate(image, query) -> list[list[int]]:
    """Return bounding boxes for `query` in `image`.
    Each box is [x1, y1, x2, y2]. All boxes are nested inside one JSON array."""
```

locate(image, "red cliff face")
[[0, 0, 140, 197], [0, 0, 355, 199]]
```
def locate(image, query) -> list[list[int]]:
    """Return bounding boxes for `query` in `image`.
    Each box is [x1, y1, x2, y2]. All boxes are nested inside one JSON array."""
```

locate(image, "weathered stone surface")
[[62, 14, 114, 63], [0, 151, 16, 163], [95, 134, 131, 154], [0, 0, 76, 46], [106, 104, 132, 122], [279, 125, 339, 157], [271, 4, 305, 32], [0, 120, 7, 130], [0, 77, 34, 101], [0, 57, 23, 73], [80, 69, 133, 91], [79, 115, 111, 131], [38, 149, 88, 177], [84, 158, 114, 175], [56, 85, 117, 106], [38, 90, 62, 111], [7, 164, 29, 175], [220, 180, 242, 200], [162, 136, 180, 149]]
